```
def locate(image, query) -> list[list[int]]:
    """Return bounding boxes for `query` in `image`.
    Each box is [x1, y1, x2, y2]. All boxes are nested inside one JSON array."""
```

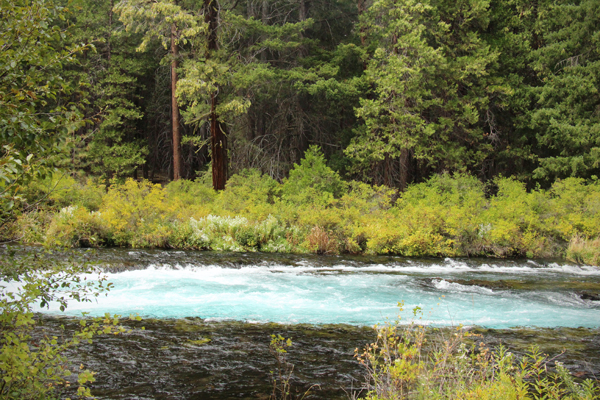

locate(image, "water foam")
[[30, 261, 600, 329]]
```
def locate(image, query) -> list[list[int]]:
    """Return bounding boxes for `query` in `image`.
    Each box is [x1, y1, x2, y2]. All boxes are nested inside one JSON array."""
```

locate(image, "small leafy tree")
[[0, 0, 86, 225], [0, 250, 140, 399]]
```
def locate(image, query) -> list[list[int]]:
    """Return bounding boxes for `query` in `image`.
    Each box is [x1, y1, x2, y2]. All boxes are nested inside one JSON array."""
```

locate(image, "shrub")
[[281, 146, 346, 206], [357, 304, 600, 400], [567, 236, 600, 265], [218, 169, 280, 218], [45, 206, 109, 247], [305, 226, 338, 254], [99, 179, 174, 245], [550, 178, 600, 240], [0, 251, 140, 399], [13, 168, 600, 264], [23, 174, 106, 212], [165, 179, 216, 220]]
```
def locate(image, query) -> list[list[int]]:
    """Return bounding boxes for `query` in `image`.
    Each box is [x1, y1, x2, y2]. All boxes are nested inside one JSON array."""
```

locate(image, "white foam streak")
[[432, 279, 495, 295], [110, 260, 600, 277]]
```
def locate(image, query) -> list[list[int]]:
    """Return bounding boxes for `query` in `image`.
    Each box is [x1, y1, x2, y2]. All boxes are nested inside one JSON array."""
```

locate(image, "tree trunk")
[[108, 0, 114, 64], [210, 93, 227, 190], [171, 23, 182, 181], [205, 0, 227, 190], [357, 0, 366, 46], [398, 148, 409, 191]]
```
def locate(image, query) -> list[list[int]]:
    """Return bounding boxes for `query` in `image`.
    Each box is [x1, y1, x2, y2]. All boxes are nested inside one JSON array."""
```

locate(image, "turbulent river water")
[[4, 247, 600, 399], [36, 249, 600, 328]]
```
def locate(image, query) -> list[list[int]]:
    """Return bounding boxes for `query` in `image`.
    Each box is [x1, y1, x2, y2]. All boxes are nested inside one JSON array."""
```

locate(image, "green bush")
[[281, 146, 347, 206], [0, 251, 140, 399], [357, 304, 600, 400], [218, 169, 280, 218]]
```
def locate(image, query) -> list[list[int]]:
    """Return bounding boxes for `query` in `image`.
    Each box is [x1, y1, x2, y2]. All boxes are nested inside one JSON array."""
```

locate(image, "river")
[[5, 247, 600, 398]]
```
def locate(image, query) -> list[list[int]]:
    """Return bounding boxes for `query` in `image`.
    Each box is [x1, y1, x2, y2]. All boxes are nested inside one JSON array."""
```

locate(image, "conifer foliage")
[[1, 0, 599, 189]]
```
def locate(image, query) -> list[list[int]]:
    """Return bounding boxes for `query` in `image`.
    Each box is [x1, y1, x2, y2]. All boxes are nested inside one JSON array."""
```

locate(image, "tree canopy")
[[1, 0, 599, 191]]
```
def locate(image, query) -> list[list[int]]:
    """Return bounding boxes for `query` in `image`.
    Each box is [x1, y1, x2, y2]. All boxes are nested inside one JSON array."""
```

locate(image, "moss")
[[186, 337, 211, 346]]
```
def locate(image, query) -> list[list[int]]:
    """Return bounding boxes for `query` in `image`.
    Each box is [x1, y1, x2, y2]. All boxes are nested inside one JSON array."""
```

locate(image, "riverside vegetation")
[[355, 304, 600, 400], [0, 250, 142, 399], [5, 147, 600, 265]]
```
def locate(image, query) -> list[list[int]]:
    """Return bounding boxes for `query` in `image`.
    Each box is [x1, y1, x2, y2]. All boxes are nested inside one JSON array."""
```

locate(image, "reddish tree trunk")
[[205, 0, 227, 190], [171, 23, 182, 181], [210, 93, 227, 190]]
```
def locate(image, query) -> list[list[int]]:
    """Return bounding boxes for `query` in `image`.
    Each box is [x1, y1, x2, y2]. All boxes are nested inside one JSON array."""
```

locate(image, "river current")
[[34, 249, 600, 329], [4, 247, 600, 398]]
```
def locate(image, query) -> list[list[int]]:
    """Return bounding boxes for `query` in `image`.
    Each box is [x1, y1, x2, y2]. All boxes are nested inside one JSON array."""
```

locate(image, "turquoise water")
[[34, 253, 600, 328]]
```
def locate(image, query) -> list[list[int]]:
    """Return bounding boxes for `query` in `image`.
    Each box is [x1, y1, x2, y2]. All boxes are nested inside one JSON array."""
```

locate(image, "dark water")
[[36, 316, 600, 400]]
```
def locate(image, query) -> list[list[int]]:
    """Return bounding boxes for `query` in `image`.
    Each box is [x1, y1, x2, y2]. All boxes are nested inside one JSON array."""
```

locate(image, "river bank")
[[6, 171, 600, 265]]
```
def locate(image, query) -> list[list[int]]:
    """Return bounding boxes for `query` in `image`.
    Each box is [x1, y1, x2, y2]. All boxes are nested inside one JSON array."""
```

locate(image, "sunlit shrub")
[[567, 236, 600, 265], [357, 304, 600, 400], [550, 178, 600, 240], [24, 174, 106, 211], [218, 169, 280, 218], [99, 179, 174, 245], [165, 178, 217, 206], [45, 206, 109, 247], [13, 164, 600, 263], [281, 146, 346, 206], [480, 177, 553, 257], [394, 173, 484, 256], [165, 178, 216, 219]]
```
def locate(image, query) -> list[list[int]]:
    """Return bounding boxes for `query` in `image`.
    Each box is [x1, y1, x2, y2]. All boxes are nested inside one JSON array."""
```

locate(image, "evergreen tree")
[[346, 0, 507, 188], [528, 0, 600, 182], [68, 0, 155, 179]]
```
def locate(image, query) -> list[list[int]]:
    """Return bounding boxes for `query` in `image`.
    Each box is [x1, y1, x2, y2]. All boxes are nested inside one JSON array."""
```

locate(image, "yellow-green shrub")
[[14, 167, 600, 264], [45, 206, 109, 247], [165, 178, 216, 220], [217, 169, 280, 219], [23, 174, 106, 211], [567, 236, 600, 265], [550, 178, 600, 240], [477, 178, 550, 257], [99, 179, 175, 245]]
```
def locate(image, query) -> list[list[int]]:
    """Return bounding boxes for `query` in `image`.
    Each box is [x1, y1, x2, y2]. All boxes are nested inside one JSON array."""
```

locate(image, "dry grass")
[[305, 226, 338, 254], [567, 236, 600, 266]]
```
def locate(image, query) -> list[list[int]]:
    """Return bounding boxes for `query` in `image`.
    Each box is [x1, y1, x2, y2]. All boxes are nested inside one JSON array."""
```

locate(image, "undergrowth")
[[5, 146, 600, 265], [355, 304, 600, 400]]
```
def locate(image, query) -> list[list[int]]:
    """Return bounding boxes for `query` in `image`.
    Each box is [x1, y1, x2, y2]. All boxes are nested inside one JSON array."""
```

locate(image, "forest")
[[2, 0, 599, 190]]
